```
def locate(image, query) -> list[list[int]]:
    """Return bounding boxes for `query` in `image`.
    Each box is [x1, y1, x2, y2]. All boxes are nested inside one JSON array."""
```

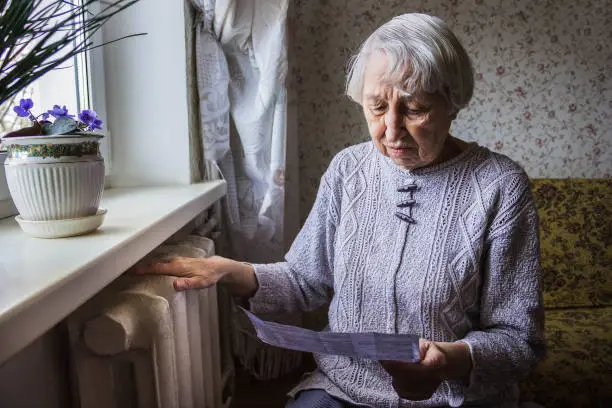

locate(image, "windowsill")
[[0, 180, 226, 364]]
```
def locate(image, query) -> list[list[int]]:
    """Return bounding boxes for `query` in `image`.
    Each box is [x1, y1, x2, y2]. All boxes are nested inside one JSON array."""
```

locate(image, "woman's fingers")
[[132, 256, 197, 277], [380, 360, 407, 373], [382, 362, 436, 400], [147, 258, 188, 276], [129, 256, 224, 292], [173, 276, 214, 291], [386, 369, 439, 400], [174, 278, 191, 291], [381, 360, 425, 377], [380, 340, 447, 401], [129, 259, 150, 275]]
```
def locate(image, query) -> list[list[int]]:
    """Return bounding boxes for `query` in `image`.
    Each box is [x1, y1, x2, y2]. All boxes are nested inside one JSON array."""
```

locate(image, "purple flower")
[[47, 105, 74, 118], [13, 106, 28, 117], [13, 98, 34, 117], [20, 98, 33, 110], [89, 118, 103, 131], [78, 109, 97, 125], [41, 112, 50, 121], [78, 109, 103, 131]]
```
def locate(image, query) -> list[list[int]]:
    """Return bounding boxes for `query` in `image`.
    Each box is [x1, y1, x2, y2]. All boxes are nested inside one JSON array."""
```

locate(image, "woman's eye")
[[405, 106, 428, 116], [370, 105, 386, 114]]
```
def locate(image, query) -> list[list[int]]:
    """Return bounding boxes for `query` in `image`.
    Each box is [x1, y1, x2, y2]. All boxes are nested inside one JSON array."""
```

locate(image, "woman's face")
[[361, 54, 455, 170]]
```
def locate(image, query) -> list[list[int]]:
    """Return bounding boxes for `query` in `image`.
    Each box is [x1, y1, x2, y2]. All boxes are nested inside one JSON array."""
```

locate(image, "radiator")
[[67, 236, 234, 408]]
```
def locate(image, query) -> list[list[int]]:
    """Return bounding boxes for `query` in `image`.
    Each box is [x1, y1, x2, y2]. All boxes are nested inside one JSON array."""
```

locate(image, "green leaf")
[[41, 122, 53, 135], [0, 0, 144, 106], [43, 116, 78, 135]]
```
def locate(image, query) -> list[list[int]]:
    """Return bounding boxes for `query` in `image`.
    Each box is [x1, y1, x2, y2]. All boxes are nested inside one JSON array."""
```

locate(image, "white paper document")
[[242, 308, 420, 362]]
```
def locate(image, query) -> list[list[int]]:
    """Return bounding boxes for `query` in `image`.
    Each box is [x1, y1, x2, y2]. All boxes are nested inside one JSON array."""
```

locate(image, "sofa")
[[520, 178, 612, 408]]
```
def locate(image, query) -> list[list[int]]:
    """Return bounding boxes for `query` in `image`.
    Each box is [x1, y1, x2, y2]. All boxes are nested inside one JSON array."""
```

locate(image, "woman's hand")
[[381, 339, 446, 400], [381, 339, 472, 401], [132, 255, 258, 297]]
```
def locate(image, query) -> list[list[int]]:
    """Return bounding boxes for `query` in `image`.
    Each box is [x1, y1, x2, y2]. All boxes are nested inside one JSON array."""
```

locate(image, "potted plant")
[[0, 0, 142, 237], [1, 100, 106, 237]]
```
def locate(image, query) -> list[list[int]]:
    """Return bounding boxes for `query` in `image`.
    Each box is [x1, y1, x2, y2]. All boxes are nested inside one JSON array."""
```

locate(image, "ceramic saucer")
[[16, 209, 107, 239]]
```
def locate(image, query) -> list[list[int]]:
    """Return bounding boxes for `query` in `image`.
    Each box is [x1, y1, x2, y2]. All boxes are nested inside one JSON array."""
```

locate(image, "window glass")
[[0, 59, 81, 137]]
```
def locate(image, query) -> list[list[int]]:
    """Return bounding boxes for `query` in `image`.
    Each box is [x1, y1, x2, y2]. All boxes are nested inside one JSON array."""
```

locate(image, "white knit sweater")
[[250, 141, 546, 408]]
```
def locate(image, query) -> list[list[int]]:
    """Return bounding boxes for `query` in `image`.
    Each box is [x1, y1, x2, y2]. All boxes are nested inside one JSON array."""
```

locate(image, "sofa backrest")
[[531, 178, 612, 309]]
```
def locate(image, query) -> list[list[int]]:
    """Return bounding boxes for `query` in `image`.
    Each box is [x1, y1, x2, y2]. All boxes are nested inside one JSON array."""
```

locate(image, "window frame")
[[0, 1, 110, 219], [1, 0, 194, 219]]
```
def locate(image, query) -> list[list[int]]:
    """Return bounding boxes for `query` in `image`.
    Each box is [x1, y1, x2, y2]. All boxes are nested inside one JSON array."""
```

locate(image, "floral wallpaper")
[[291, 0, 611, 219]]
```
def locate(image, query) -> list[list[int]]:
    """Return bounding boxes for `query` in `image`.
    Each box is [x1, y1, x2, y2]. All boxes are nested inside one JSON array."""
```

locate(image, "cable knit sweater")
[[249, 141, 546, 408]]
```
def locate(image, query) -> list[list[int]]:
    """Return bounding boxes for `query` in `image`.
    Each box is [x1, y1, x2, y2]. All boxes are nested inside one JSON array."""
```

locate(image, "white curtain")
[[189, 0, 301, 379], [191, 0, 291, 263]]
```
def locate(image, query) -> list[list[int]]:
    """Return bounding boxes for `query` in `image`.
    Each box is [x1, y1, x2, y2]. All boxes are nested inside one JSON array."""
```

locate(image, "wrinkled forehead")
[[362, 49, 424, 100]]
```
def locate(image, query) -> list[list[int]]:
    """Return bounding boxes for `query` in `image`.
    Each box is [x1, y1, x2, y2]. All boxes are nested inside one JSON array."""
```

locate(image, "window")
[[0, 58, 83, 137], [2, 0, 191, 200], [0, 0, 108, 219], [0, 0, 103, 139]]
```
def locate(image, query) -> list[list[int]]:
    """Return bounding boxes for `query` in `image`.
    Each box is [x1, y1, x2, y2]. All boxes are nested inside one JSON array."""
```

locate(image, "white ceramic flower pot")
[[2, 134, 104, 221], [0, 151, 18, 220]]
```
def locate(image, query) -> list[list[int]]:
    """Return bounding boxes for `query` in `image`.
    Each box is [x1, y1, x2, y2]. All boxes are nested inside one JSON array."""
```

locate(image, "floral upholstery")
[[520, 307, 612, 407], [521, 178, 612, 407], [531, 178, 612, 308]]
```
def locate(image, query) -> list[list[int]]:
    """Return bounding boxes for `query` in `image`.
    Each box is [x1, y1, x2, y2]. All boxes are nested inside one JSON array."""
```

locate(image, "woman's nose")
[[384, 109, 404, 141]]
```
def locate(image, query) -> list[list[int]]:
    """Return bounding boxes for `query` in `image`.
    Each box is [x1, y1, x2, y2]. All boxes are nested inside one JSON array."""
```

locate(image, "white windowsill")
[[0, 180, 226, 364]]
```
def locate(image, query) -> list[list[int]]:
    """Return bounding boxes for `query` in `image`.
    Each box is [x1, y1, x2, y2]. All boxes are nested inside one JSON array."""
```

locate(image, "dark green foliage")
[[0, 0, 143, 106]]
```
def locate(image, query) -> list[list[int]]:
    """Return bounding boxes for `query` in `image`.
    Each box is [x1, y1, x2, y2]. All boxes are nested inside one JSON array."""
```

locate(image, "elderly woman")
[[140, 13, 545, 408]]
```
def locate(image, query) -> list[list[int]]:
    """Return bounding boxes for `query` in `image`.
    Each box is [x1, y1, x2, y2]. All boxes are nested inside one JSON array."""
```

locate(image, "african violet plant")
[[4, 98, 103, 138], [0, 0, 143, 140]]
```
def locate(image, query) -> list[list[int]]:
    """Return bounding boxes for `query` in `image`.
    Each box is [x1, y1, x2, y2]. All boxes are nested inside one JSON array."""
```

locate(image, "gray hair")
[[346, 13, 474, 113]]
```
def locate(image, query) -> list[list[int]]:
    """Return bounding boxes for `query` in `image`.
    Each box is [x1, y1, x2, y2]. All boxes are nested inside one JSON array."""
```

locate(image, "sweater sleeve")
[[249, 160, 340, 314], [460, 172, 546, 397]]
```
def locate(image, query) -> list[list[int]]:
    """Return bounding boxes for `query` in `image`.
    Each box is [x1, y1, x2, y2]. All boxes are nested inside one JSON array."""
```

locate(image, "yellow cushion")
[[520, 307, 612, 407], [531, 179, 612, 308]]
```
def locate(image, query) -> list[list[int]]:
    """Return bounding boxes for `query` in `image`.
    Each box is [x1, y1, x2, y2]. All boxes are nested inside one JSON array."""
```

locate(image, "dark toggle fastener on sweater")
[[397, 184, 418, 192], [396, 199, 416, 208], [395, 211, 416, 223]]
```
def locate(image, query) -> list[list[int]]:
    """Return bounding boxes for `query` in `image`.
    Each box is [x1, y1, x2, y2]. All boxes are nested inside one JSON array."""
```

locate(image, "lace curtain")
[[188, 0, 301, 379]]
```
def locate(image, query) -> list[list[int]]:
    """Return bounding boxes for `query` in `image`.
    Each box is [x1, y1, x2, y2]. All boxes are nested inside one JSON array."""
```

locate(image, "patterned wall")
[[291, 0, 611, 219]]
